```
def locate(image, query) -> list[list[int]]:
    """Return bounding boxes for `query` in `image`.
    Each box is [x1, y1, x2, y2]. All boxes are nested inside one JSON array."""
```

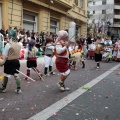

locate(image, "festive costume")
[[79, 37, 87, 56], [55, 30, 70, 91], [102, 39, 113, 62], [24, 40, 41, 80], [44, 37, 55, 76], [0, 38, 22, 93], [88, 41, 96, 59], [94, 37, 103, 69], [75, 41, 85, 68], [68, 43, 77, 70], [113, 40, 120, 61]]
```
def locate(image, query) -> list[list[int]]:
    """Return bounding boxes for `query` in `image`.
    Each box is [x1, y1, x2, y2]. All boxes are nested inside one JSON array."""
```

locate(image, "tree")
[[87, 0, 93, 36]]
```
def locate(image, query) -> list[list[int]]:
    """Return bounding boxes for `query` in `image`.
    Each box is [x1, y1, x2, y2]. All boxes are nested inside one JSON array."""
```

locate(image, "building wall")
[[1, 0, 87, 37], [88, 0, 120, 36], [8, 0, 22, 27]]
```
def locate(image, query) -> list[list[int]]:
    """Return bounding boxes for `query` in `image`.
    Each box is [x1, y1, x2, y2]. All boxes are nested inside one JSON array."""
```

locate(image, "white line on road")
[[28, 64, 120, 120]]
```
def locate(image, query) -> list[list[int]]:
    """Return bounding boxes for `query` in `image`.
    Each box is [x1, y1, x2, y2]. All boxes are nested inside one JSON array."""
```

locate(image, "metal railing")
[[114, 3, 120, 5]]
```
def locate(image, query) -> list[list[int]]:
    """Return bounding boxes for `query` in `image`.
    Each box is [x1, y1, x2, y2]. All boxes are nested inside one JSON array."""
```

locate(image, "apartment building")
[[88, 0, 120, 37], [0, 0, 87, 37]]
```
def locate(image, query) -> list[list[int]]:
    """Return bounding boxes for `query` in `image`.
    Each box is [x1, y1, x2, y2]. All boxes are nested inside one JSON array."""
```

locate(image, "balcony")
[[114, 15, 120, 19], [113, 22, 120, 27], [26, 0, 72, 14], [114, 3, 120, 9], [54, 0, 72, 9]]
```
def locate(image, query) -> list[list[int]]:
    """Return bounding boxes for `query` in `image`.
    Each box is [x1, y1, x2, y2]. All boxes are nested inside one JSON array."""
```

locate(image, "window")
[[80, 0, 83, 8], [93, 1, 95, 5], [74, 0, 78, 6], [76, 26, 80, 37], [102, 0, 106, 5], [102, 10, 106, 14], [93, 11, 95, 14], [50, 19, 59, 34], [23, 11, 37, 32]]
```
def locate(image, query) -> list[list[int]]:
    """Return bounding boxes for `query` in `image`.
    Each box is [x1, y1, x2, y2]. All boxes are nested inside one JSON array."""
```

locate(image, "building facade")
[[88, 0, 120, 38], [0, 0, 87, 37]]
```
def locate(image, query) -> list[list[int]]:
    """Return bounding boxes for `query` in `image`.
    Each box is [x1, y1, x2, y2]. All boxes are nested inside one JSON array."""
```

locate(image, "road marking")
[[28, 63, 120, 120]]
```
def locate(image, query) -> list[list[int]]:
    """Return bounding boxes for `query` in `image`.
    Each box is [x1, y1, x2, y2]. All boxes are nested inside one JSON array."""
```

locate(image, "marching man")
[[24, 39, 42, 80], [55, 30, 70, 91], [0, 36, 22, 93], [44, 37, 56, 76]]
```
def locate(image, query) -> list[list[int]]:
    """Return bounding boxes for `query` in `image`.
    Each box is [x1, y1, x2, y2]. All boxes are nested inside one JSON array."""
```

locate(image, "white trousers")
[[44, 55, 53, 67], [60, 69, 70, 76]]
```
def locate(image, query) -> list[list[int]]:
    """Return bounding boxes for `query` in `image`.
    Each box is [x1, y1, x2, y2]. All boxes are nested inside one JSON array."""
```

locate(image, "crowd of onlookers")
[[0, 26, 120, 62], [0, 26, 57, 49]]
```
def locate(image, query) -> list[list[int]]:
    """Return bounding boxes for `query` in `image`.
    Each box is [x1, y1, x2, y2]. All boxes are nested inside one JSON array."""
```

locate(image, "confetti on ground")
[[82, 86, 90, 90], [0, 98, 3, 100], [76, 113, 79, 115], [105, 107, 108, 109], [93, 94, 96, 97], [65, 98, 68, 102], [96, 117, 99, 120], [30, 98, 32, 101], [30, 107, 34, 110], [98, 95, 101, 98], [27, 82, 30, 84], [2, 109, 5, 111], [7, 103, 9, 106], [15, 108, 20, 110], [53, 112, 57, 116]]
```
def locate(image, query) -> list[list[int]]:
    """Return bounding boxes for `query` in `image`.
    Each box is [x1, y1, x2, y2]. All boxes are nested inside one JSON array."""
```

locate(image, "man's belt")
[[7, 58, 18, 60]]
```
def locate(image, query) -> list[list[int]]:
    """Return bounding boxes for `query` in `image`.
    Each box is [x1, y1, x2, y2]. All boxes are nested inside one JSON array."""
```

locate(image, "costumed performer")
[[75, 40, 85, 68], [0, 36, 22, 93], [55, 30, 70, 91], [24, 39, 42, 80], [94, 36, 103, 69], [44, 37, 56, 76], [68, 42, 77, 70]]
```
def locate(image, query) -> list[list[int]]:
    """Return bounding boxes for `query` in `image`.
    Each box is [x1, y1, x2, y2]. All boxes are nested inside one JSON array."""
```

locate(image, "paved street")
[[0, 57, 120, 120]]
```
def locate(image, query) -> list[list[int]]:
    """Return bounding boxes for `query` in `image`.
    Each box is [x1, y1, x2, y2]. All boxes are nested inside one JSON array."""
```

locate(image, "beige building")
[[0, 0, 87, 36]]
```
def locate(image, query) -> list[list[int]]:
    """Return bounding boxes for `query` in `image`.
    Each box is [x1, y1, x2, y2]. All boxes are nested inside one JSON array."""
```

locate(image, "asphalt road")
[[0, 57, 119, 120]]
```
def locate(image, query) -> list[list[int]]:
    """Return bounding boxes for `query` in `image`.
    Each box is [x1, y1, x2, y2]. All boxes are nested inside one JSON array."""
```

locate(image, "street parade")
[[0, 22, 119, 93], [0, 0, 120, 120]]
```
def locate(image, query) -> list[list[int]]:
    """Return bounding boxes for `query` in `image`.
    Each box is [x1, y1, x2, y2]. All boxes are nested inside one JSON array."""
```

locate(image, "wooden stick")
[[16, 69, 35, 82], [42, 68, 56, 77], [32, 67, 44, 81]]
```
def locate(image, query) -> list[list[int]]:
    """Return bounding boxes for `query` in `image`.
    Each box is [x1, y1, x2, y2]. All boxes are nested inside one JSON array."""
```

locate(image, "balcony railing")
[[114, 3, 120, 5]]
